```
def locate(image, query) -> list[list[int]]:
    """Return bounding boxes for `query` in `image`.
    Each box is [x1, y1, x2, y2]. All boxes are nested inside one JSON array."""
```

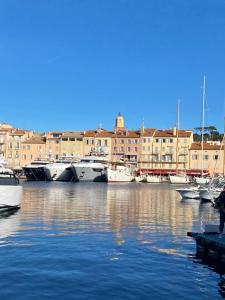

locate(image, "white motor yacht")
[[146, 175, 163, 183], [169, 174, 190, 184], [0, 160, 22, 211], [71, 156, 108, 182], [176, 187, 200, 199], [107, 165, 134, 182], [44, 159, 75, 181]]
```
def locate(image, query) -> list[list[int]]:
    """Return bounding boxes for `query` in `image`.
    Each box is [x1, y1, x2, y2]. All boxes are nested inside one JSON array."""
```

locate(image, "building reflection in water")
[[20, 182, 218, 246]]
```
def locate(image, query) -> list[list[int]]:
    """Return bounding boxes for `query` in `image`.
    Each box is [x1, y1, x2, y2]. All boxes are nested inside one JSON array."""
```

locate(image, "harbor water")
[[0, 182, 223, 300]]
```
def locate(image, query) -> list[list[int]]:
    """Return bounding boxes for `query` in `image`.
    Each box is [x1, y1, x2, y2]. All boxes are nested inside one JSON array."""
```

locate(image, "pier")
[[188, 231, 225, 264]]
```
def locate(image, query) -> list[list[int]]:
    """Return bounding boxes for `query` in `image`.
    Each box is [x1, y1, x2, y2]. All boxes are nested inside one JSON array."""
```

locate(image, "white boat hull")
[[195, 177, 210, 185], [199, 188, 221, 201], [44, 164, 73, 181], [169, 174, 190, 184], [176, 188, 200, 199], [146, 175, 162, 183], [107, 168, 133, 182], [0, 185, 23, 209]]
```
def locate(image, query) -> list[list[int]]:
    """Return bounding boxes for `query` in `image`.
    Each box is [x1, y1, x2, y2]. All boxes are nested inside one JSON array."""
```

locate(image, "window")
[[128, 139, 131, 144], [203, 155, 209, 160], [135, 147, 138, 152], [113, 147, 117, 152], [143, 138, 146, 143], [69, 138, 75, 142], [142, 146, 145, 151], [62, 138, 68, 141], [104, 140, 108, 146], [213, 155, 219, 160], [192, 154, 198, 160], [128, 147, 131, 152], [162, 139, 166, 143], [170, 139, 173, 143], [155, 138, 160, 143], [121, 139, 124, 144], [120, 146, 124, 152]]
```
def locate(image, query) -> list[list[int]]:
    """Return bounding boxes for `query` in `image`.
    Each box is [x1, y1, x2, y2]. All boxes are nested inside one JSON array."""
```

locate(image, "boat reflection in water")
[[0, 210, 21, 243], [21, 182, 217, 247]]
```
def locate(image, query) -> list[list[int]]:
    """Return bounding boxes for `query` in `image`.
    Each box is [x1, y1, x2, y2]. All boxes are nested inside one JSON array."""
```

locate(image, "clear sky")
[[0, 0, 225, 132]]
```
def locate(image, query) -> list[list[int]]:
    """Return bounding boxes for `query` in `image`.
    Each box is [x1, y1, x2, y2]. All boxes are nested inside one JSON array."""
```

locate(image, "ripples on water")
[[0, 182, 222, 299]]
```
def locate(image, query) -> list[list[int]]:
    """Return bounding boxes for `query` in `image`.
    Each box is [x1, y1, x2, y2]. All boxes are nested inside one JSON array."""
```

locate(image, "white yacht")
[[23, 160, 51, 181], [0, 160, 22, 211], [71, 156, 108, 182], [106, 165, 134, 182], [168, 173, 190, 184], [194, 176, 211, 185], [176, 187, 200, 199], [146, 175, 163, 183], [44, 159, 75, 181]]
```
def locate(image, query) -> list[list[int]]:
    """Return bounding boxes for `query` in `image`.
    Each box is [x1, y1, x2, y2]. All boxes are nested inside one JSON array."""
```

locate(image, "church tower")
[[115, 112, 124, 131]]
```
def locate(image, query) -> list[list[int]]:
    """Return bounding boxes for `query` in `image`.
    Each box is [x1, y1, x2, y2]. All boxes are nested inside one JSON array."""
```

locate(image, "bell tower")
[[115, 112, 124, 131]]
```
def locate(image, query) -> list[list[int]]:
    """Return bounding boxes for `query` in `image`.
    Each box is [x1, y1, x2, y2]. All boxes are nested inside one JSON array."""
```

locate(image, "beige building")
[[5, 129, 33, 168], [83, 129, 113, 158], [45, 132, 62, 160], [189, 142, 225, 175], [20, 134, 46, 166], [139, 127, 193, 173], [60, 131, 84, 159]]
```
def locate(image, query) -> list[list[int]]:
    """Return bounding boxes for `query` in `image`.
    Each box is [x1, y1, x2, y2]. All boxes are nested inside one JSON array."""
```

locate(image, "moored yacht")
[[107, 164, 134, 182], [71, 156, 108, 182], [23, 160, 51, 181], [168, 173, 190, 184], [44, 159, 76, 181], [0, 159, 22, 211], [176, 186, 200, 199]]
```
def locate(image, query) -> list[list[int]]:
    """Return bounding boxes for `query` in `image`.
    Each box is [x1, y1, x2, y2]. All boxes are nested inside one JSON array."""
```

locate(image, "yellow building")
[[83, 129, 113, 158], [20, 134, 46, 166], [60, 131, 84, 159], [139, 127, 193, 172], [45, 132, 62, 160], [189, 142, 225, 175], [5, 129, 33, 168]]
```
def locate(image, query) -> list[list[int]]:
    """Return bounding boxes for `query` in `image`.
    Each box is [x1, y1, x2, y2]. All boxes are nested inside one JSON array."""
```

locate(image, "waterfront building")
[[45, 132, 62, 160], [5, 129, 33, 168], [189, 142, 225, 175], [60, 131, 84, 159], [20, 134, 46, 166], [83, 128, 113, 158], [111, 113, 141, 163], [139, 127, 193, 173]]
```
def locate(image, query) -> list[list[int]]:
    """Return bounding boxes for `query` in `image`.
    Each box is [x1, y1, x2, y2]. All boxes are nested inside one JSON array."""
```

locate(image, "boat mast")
[[175, 100, 180, 173], [223, 117, 225, 176], [201, 76, 206, 178]]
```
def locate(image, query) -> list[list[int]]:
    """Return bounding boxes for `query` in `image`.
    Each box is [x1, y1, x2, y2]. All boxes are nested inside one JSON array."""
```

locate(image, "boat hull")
[[71, 165, 107, 182], [107, 168, 133, 182], [199, 188, 221, 201], [0, 185, 23, 209], [176, 188, 200, 199], [44, 164, 73, 181], [169, 174, 190, 184]]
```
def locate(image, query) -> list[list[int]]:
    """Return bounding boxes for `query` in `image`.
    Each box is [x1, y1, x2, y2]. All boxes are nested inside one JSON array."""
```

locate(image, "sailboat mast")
[[223, 117, 225, 176], [201, 76, 206, 177], [176, 100, 180, 173]]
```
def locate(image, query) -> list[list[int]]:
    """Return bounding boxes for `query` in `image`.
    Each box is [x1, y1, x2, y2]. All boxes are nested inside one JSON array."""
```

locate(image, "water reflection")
[[0, 210, 21, 243], [20, 182, 218, 248]]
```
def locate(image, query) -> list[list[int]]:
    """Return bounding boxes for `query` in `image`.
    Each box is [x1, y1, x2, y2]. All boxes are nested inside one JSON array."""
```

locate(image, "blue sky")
[[0, 0, 225, 132]]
